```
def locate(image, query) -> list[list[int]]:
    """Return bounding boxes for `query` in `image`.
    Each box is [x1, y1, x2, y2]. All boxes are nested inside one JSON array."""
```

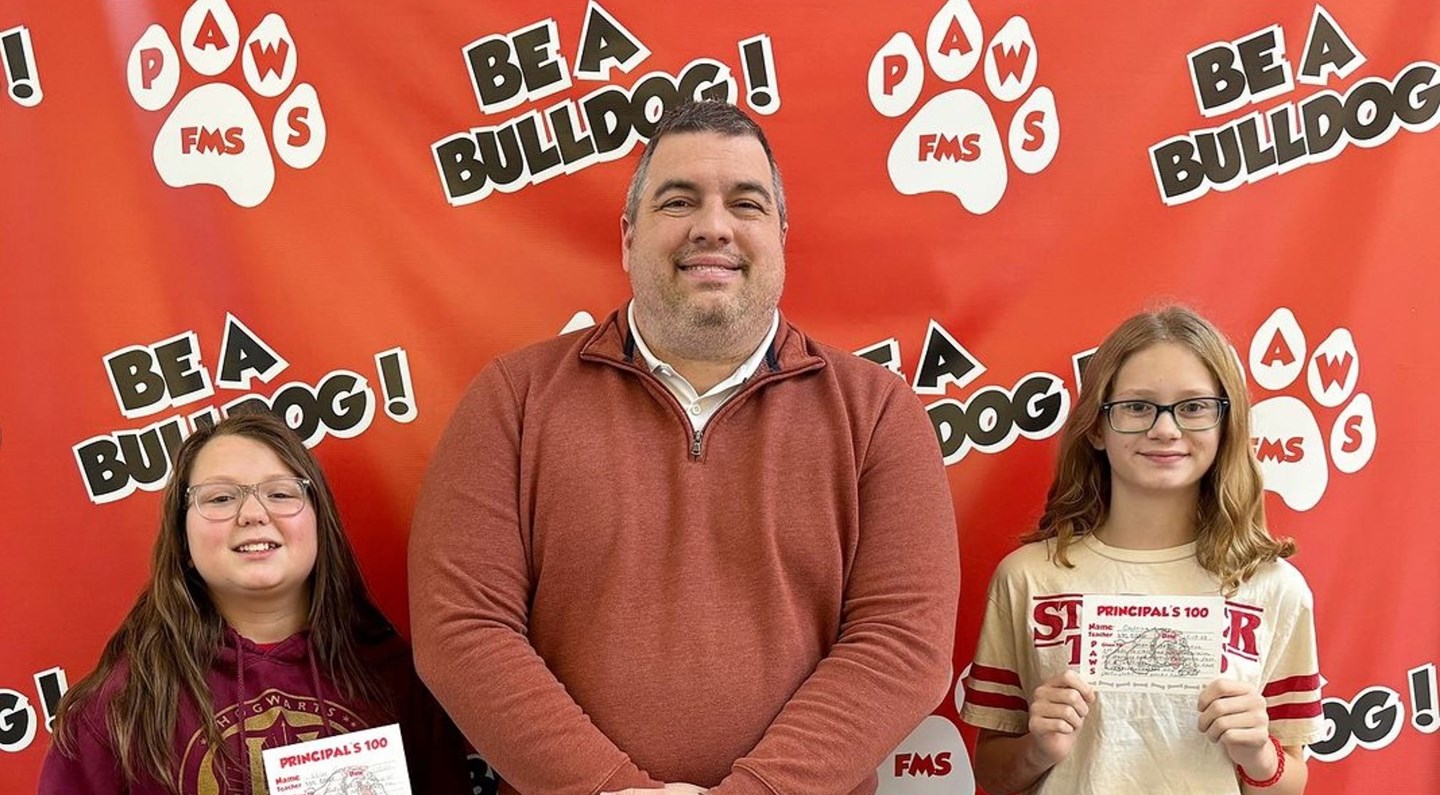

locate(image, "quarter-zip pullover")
[[411, 308, 960, 795]]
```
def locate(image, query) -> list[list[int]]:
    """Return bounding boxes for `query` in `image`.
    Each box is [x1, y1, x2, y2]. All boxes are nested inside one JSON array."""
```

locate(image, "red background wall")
[[2, 0, 1436, 791]]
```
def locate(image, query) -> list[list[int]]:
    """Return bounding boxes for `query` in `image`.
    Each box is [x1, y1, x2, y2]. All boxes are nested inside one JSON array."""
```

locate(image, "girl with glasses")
[[962, 306, 1323, 794], [40, 411, 470, 794]]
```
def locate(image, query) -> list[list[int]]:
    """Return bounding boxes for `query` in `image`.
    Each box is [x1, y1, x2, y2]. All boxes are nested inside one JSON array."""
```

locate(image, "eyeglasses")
[[187, 477, 311, 521], [1100, 397, 1229, 433]]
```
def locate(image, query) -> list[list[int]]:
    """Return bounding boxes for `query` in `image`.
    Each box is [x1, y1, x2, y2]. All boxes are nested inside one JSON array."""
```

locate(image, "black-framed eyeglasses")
[[186, 477, 311, 521], [1100, 397, 1229, 433]]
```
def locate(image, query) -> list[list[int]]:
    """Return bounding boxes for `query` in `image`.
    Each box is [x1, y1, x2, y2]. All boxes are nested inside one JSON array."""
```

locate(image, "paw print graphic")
[[125, 0, 325, 208], [866, 0, 1058, 214], [878, 714, 974, 794], [1248, 307, 1377, 512]]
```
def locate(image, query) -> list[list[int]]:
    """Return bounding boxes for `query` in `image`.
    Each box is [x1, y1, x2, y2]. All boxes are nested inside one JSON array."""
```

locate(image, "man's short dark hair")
[[624, 101, 787, 228]]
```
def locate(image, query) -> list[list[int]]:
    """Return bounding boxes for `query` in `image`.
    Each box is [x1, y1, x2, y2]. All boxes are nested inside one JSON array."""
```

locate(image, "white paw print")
[[125, 0, 325, 208], [866, 0, 1059, 214], [878, 714, 974, 793], [1248, 307, 1377, 511]]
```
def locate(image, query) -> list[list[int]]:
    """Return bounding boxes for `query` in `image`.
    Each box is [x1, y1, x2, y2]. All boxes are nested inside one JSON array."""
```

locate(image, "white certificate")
[[262, 723, 413, 795], [1081, 594, 1225, 693]]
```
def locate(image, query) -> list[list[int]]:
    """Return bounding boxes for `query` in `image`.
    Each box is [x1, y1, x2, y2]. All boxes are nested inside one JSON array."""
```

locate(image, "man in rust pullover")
[[409, 101, 960, 795]]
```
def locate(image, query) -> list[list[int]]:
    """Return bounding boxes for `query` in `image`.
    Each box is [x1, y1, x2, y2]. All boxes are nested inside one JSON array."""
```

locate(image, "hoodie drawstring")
[[305, 638, 335, 738], [233, 631, 250, 794], [228, 632, 335, 794]]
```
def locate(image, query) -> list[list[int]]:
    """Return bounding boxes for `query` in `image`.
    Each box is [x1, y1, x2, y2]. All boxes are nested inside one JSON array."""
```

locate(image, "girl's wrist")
[[1236, 735, 1284, 788], [1022, 731, 1063, 769]]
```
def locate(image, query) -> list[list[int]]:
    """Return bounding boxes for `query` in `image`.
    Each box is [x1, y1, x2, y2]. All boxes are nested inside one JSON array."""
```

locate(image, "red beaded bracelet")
[[1236, 734, 1285, 788]]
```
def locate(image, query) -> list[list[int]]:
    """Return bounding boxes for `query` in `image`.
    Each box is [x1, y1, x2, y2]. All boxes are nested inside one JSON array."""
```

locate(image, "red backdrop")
[[3, 0, 1437, 791]]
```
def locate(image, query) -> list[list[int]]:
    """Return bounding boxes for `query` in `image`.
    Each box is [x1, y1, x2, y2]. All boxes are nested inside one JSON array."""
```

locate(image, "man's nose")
[[689, 200, 734, 245]]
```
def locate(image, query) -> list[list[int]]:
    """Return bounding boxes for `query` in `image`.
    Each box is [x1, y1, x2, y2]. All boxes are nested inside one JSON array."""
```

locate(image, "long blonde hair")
[[1024, 306, 1294, 594]]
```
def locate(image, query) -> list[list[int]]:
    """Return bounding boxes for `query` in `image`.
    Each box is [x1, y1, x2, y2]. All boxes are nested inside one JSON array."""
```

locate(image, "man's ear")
[[780, 221, 788, 246], [620, 214, 633, 273]]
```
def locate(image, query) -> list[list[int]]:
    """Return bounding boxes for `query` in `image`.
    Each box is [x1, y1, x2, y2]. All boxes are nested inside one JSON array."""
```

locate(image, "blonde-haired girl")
[[963, 306, 1323, 794]]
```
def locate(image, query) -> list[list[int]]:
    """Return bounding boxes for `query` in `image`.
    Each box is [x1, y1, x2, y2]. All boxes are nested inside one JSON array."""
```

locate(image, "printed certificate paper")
[[1081, 594, 1225, 693], [262, 723, 412, 795]]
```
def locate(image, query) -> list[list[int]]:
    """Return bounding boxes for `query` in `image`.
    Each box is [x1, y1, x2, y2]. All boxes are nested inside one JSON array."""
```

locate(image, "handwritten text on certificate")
[[1081, 594, 1225, 693], [262, 723, 412, 795]]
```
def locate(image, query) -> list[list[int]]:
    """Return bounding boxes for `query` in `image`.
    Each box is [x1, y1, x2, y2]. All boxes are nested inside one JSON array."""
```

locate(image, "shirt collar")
[[627, 300, 780, 386]]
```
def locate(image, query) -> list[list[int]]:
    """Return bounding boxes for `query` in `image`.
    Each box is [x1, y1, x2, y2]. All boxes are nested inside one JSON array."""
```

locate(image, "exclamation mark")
[[1409, 663, 1438, 733], [739, 34, 779, 115], [375, 348, 418, 423], [34, 667, 68, 733], [1, 25, 43, 108]]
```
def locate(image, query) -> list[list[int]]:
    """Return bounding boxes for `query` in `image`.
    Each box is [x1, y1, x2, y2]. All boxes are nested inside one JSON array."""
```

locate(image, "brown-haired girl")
[[40, 411, 469, 794]]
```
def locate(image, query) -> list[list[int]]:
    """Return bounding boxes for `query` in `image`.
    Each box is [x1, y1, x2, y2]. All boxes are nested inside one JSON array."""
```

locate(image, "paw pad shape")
[[1248, 307, 1377, 511], [867, 0, 1058, 214], [879, 715, 973, 793], [126, 0, 325, 208]]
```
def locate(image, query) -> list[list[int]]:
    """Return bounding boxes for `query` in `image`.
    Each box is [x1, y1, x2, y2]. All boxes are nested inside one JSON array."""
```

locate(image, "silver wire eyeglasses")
[[1100, 397, 1229, 433], [186, 477, 311, 520]]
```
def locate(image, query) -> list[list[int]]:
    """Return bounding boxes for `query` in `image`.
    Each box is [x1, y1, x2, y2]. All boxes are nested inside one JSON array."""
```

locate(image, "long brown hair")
[[1024, 305, 1294, 594], [51, 410, 394, 790]]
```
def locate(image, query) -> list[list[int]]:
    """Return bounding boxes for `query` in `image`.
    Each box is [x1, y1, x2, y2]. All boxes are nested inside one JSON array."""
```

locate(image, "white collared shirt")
[[627, 301, 780, 433]]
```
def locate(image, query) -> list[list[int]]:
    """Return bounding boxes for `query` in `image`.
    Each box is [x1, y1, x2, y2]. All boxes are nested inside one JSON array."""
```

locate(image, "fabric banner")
[[2, 0, 1436, 791]]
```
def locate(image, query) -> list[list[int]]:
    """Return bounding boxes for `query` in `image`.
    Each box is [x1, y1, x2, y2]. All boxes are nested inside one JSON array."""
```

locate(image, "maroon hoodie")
[[38, 627, 471, 794]]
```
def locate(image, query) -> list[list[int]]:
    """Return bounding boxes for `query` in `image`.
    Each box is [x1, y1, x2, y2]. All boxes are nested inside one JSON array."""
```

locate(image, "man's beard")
[[636, 271, 782, 362], [661, 292, 774, 360]]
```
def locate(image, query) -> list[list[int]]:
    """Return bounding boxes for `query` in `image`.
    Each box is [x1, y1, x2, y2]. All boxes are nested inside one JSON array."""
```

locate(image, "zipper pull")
[[691, 429, 703, 457]]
